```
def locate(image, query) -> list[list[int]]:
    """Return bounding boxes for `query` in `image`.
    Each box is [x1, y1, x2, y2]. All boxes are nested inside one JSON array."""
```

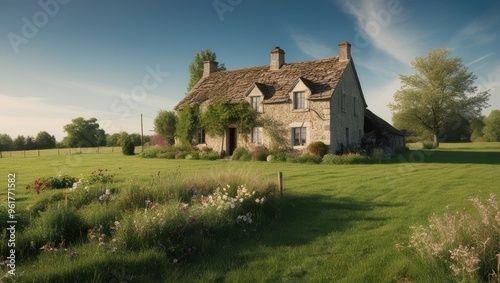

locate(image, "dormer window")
[[250, 96, 261, 112], [293, 91, 306, 109]]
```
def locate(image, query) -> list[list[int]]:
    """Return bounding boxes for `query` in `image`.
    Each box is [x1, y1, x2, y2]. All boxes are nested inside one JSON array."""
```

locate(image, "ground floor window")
[[197, 128, 206, 144], [292, 127, 306, 146], [252, 127, 263, 144]]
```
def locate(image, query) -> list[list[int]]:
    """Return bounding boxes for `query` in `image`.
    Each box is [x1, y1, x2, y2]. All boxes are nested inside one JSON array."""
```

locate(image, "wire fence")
[[0, 146, 147, 158]]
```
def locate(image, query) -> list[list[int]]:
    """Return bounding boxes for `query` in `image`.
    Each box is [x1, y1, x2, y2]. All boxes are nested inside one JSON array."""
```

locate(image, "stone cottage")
[[175, 42, 398, 155]]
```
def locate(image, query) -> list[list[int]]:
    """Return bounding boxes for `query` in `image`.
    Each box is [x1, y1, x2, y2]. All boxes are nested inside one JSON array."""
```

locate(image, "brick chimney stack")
[[203, 61, 218, 78], [338, 42, 351, 62], [270, 47, 285, 70]]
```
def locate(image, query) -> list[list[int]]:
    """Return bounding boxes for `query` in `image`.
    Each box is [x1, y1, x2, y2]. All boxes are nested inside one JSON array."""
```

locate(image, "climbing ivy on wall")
[[175, 104, 200, 146], [175, 100, 257, 147]]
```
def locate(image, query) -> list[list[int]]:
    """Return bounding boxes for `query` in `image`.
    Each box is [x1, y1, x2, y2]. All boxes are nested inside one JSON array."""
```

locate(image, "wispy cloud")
[[336, 0, 430, 66], [455, 19, 499, 48], [50, 79, 127, 99], [466, 52, 495, 68], [0, 93, 98, 139], [287, 27, 335, 59]]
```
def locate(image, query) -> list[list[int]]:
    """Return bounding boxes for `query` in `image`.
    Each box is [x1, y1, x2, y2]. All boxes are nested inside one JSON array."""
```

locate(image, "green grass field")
[[1, 143, 500, 282]]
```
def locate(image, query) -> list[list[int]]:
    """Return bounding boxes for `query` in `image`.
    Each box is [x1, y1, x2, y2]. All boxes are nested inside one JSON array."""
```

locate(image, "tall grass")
[[1, 143, 499, 282], [1, 167, 278, 282], [408, 193, 500, 282]]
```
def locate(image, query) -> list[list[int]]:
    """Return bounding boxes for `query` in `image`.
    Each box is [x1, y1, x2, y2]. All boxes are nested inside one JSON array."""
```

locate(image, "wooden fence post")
[[278, 171, 283, 197]]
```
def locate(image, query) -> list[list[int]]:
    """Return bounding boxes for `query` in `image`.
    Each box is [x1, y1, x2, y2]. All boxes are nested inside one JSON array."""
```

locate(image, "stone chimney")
[[270, 47, 285, 70], [203, 60, 218, 78], [338, 42, 351, 62]]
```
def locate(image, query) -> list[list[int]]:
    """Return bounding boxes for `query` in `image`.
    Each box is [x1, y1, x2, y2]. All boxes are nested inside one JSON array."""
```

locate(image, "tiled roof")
[[175, 56, 351, 109], [364, 109, 404, 136]]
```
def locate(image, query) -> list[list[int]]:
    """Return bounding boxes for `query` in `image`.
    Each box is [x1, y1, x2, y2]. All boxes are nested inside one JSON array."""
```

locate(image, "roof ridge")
[[210, 56, 342, 74]]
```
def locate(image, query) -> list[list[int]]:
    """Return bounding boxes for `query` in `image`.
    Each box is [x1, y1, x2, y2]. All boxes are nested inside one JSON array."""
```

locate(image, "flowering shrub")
[[45, 174, 78, 189], [87, 223, 124, 253], [149, 134, 170, 147], [114, 183, 271, 262], [26, 174, 79, 194], [200, 185, 264, 211], [406, 193, 500, 282], [87, 169, 114, 184], [26, 178, 49, 194], [237, 212, 253, 224]]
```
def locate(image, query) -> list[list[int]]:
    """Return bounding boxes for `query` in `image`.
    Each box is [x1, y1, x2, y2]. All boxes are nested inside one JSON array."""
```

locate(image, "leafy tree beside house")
[[390, 48, 490, 147], [175, 104, 200, 146], [187, 49, 226, 91], [154, 110, 176, 145]]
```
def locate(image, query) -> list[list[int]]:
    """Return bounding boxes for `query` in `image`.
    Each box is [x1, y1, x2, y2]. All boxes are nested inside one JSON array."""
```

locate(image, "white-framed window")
[[250, 96, 261, 112], [293, 91, 306, 109], [292, 127, 307, 146], [251, 127, 263, 144], [197, 128, 206, 144]]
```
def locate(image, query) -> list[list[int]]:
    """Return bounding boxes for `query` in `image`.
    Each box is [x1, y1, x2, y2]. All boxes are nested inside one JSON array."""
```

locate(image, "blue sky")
[[1, 0, 499, 141]]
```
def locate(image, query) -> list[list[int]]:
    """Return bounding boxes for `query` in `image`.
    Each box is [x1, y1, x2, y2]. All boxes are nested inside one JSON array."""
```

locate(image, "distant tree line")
[[0, 117, 150, 151]]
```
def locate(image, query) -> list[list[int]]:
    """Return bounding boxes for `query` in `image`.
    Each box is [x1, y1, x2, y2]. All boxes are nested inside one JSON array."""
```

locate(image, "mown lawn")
[[1, 143, 500, 282]]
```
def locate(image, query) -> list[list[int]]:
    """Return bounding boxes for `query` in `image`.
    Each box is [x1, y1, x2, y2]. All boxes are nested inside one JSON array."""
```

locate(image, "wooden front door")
[[228, 128, 237, 156]]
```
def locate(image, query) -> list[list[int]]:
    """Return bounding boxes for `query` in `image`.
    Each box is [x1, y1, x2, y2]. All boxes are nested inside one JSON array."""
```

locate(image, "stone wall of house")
[[329, 62, 365, 153], [258, 100, 331, 149], [195, 61, 365, 155]]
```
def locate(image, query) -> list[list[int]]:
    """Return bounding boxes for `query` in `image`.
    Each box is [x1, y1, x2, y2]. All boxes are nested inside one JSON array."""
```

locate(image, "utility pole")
[[141, 114, 144, 152]]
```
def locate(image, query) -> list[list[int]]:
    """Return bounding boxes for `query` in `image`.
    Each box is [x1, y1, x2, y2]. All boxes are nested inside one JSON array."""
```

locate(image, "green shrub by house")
[[307, 141, 328, 158], [232, 147, 249, 161]]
